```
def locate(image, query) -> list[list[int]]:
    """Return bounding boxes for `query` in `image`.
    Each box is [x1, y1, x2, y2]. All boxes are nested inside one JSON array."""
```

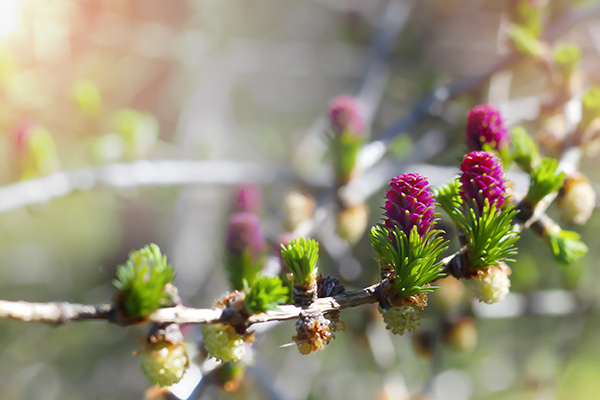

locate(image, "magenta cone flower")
[[459, 151, 508, 214], [233, 184, 263, 214], [384, 173, 435, 237], [225, 212, 264, 259], [466, 104, 509, 151], [328, 96, 365, 137]]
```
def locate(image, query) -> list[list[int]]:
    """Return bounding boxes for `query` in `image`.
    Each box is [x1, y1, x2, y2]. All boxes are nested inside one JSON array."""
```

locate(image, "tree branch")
[[357, 3, 600, 172], [0, 160, 292, 213], [0, 283, 381, 326], [0, 300, 112, 324]]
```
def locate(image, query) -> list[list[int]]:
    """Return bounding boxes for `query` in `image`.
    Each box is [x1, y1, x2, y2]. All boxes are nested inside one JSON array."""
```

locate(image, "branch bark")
[[0, 300, 112, 324], [0, 283, 381, 326]]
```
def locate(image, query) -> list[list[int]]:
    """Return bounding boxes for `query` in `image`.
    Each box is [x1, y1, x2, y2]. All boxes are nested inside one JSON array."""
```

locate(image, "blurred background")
[[1, 0, 600, 399]]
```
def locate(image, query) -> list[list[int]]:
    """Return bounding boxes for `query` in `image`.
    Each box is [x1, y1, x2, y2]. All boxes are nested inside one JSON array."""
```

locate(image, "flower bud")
[[138, 324, 190, 387], [336, 202, 369, 244], [557, 172, 596, 226], [379, 304, 422, 335], [328, 96, 366, 184], [473, 263, 511, 304], [293, 314, 334, 355], [283, 190, 316, 231], [328, 96, 365, 138], [466, 104, 509, 152], [202, 323, 246, 363]]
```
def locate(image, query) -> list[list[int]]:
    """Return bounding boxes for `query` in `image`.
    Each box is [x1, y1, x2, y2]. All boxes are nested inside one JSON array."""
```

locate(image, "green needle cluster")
[[113, 243, 176, 321]]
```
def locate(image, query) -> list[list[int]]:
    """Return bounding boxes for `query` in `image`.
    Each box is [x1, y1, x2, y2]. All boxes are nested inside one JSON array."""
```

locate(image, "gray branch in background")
[[0, 160, 291, 213], [293, 0, 415, 186], [358, 2, 600, 173]]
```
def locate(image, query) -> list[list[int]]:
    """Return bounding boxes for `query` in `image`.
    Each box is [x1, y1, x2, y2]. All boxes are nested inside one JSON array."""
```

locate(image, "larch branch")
[[0, 283, 381, 326]]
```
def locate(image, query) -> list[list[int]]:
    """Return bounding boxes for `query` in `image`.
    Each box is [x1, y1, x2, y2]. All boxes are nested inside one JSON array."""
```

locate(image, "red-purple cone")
[[225, 213, 264, 259], [466, 104, 509, 152], [328, 96, 365, 137], [459, 151, 508, 214], [384, 173, 436, 238]]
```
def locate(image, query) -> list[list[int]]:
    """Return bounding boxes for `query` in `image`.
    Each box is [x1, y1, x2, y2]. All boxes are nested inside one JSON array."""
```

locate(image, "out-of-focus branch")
[[357, 3, 600, 172], [294, 0, 414, 185], [247, 364, 294, 400], [0, 160, 291, 213]]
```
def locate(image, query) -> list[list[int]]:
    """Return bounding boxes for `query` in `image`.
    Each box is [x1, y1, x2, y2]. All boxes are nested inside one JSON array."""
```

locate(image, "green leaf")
[[452, 200, 519, 271], [546, 228, 588, 265], [435, 178, 462, 222], [111, 108, 159, 160], [510, 126, 541, 173], [581, 87, 600, 130], [225, 251, 262, 291], [73, 80, 102, 116], [113, 244, 176, 320], [509, 24, 544, 58], [329, 132, 363, 182], [511, 0, 544, 37], [20, 127, 60, 180], [370, 225, 448, 299], [554, 43, 580, 84], [280, 238, 319, 286], [243, 276, 289, 314], [526, 158, 566, 206]]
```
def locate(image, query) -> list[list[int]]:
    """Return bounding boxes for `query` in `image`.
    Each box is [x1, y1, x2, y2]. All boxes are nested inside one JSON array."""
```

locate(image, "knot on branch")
[[444, 249, 477, 280], [215, 291, 250, 335]]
